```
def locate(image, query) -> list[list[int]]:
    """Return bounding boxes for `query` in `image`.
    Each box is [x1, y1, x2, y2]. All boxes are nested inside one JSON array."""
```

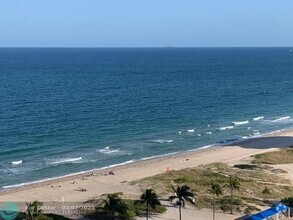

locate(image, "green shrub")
[[125, 199, 166, 216], [35, 214, 53, 220], [234, 164, 259, 170], [244, 205, 260, 215], [174, 176, 193, 183], [84, 198, 166, 219], [219, 196, 244, 213], [281, 197, 293, 207]]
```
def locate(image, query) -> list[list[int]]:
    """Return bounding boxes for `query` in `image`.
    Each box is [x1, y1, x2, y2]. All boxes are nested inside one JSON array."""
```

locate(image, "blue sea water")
[[0, 48, 292, 189]]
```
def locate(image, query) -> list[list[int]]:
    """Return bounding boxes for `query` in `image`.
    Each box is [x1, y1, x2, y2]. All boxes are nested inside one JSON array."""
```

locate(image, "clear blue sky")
[[1, 0, 292, 47]]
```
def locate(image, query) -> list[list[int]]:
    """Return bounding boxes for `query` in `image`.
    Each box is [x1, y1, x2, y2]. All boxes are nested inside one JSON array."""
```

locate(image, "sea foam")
[[218, 126, 234, 130], [98, 147, 120, 154], [198, 144, 213, 150], [154, 139, 174, 144], [11, 160, 22, 165], [253, 116, 264, 121], [233, 120, 249, 126], [102, 160, 135, 168], [272, 116, 290, 122], [140, 152, 179, 161], [49, 157, 82, 165], [2, 160, 135, 189], [188, 144, 214, 152]]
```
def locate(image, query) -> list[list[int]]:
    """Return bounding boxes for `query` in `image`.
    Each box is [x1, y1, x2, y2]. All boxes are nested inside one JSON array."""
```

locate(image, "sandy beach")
[[0, 130, 293, 219]]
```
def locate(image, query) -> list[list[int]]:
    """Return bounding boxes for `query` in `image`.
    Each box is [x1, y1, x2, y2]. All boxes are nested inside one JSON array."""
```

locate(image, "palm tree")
[[226, 175, 240, 214], [169, 185, 195, 220], [25, 201, 43, 220], [139, 189, 161, 220], [209, 183, 223, 220], [103, 194, 127, 220]]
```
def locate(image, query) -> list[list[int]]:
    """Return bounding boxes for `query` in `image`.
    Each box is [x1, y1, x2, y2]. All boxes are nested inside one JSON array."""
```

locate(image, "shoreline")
[[0, 129, 292, 203], [0, 145, 223, 194], [1, 128, 292, 193]]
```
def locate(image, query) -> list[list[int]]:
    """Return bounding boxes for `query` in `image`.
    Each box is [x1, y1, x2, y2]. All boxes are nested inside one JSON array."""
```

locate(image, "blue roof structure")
[[245, 203, 288, 220], [245, 216, 263, 220]]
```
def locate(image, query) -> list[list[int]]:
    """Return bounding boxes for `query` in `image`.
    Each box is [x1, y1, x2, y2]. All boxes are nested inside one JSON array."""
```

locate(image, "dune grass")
[[134, 162, 293, 214], [252, 147, 293, 165]]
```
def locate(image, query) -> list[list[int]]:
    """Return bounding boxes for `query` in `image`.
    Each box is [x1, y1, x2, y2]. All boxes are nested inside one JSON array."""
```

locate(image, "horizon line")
[[1, 46, 293, 49]]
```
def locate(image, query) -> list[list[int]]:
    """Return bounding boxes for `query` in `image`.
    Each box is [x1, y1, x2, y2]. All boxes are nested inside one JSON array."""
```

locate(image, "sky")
[[0, 0, 293, 47]]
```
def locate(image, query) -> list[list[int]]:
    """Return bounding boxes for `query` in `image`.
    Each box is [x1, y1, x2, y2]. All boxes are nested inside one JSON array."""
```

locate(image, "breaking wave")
[[233, 120, 249, 126], [48, 157, 82, 165], [153, 139, 174, 144], [218, 126, 234, 131], [253, 116, 264, 121], [198, 144, 213, 150], [272, 116, 290, 122], [11, 160, 23, 165], [98, 147, 120, 154]]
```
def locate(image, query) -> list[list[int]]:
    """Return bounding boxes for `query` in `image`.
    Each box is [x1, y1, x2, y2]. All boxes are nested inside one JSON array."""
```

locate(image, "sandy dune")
[[0, 130, 292, 219]]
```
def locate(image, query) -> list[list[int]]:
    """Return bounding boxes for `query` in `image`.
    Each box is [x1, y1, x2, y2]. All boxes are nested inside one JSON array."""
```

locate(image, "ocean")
[[0, 48, 292, 189]]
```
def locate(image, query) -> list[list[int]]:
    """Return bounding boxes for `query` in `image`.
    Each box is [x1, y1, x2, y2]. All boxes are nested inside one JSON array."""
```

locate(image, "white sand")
[[0, 130, 292, 219]]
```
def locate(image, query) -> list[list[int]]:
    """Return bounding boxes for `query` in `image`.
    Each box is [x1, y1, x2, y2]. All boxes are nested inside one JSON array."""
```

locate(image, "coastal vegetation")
[[83, 192, 166, 219], [25, 201, 43, 220], [138, 189, 161, 220], [226, 175, 240, 214], [262, 186, 271, 201], [15, 200, 70, 220], [14, 194, 165, 220], [281, 197, 293, 207], [102, 193, 131, 219], [11, 148, 293, 219], [209, 183, 223, 220], [169, 185, 195, 220], [252, 147, 293, 164], [135, 162, 293, 214]]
